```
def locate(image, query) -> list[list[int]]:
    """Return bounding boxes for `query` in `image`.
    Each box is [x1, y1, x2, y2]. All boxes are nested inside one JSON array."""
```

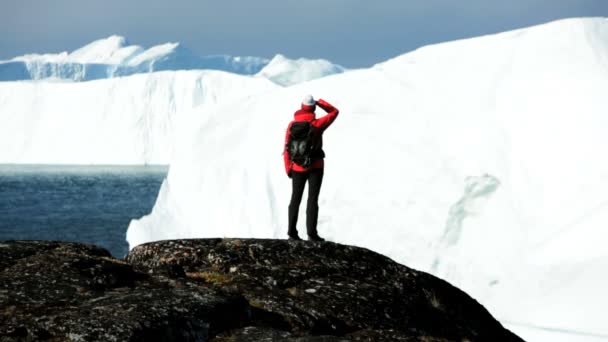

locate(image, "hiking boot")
[[308, 234, 325, 242], [288, 234, 302, 241]]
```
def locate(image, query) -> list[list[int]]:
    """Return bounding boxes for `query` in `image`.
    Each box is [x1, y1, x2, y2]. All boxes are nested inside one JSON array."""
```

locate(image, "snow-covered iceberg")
[[0, 36, 345, 84], [0, 38, 347, 164], [256, 54, 346, 86], [0, 70, 278, 164], [0, 35, 268, 81], [127, 18, 608, 342]]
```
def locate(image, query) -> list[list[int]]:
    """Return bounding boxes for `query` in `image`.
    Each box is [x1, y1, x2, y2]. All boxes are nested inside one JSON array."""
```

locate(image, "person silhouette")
[[283, 95, 339, 241]]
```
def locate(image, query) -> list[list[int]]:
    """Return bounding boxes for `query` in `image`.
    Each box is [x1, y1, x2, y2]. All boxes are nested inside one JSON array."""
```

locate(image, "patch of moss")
[[424, 289, 442, 310], [247, 298, 266, 309], [186, 271, 232, 285], [286, 287, 298, 297], [100, 256, 127, 265]]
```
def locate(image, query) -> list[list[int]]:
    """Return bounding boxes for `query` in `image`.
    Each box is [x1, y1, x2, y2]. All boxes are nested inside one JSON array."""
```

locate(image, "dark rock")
[[0, 239, 524, 341], [127, 239, 524, 342], [0, 240, 248, 342]]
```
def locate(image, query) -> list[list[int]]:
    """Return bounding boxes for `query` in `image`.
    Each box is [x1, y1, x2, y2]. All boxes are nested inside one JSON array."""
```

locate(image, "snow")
[[256, 54, 346, 86], [505, 322, 608, 342], [0, 37, 344, 83], [67, 35, 142, 64], [0, 36, 270, 81], [125, 43, 181, 66], [0, 71, 278, 164], [0, 45, 346, 164], [125, 17, 608, 342]]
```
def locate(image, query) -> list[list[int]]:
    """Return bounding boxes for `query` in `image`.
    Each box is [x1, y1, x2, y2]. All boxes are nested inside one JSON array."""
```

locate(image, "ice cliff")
[[126, 18, 608, 342]]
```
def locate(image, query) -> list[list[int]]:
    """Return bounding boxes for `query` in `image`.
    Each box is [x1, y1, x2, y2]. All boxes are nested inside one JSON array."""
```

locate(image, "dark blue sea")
[[0, 165, 168, 258]]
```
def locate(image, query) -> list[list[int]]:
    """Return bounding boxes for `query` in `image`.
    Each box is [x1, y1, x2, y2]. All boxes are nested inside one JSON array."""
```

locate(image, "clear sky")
[[1, 0, 607, 67]]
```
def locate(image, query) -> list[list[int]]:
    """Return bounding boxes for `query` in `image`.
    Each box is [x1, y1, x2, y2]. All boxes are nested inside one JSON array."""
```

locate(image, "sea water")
[[0, 165, 167, 258]]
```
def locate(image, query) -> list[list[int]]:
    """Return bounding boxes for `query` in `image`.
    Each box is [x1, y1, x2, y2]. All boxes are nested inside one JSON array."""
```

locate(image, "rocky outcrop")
[[0, 241, 247, 342], [0, 239, 523, 341]]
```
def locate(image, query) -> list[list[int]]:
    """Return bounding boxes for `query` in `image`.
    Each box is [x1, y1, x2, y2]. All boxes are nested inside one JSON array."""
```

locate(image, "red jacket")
[[283, 99, 339, 175]]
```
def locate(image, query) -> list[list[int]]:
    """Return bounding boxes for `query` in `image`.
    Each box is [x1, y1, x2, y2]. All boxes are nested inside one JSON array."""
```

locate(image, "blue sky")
[[1, 0, 607, 67]]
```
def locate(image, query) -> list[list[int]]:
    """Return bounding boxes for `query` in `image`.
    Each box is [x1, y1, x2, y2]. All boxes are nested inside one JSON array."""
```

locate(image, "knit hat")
[[302, 94, 315, 106]]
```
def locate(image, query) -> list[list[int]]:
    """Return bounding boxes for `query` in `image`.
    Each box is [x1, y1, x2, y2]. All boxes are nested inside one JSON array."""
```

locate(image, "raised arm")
[[313, 99, 339, 131]]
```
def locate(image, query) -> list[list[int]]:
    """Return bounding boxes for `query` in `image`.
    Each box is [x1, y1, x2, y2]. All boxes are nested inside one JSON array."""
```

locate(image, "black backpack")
[[287, 121, 315, 168]]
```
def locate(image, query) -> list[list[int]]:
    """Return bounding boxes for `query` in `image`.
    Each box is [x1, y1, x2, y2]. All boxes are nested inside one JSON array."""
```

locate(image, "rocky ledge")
[[0, 239, 523, 341]]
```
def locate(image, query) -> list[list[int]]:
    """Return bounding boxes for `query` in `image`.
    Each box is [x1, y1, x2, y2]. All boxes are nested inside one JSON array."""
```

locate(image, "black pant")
[[288, 168, 324, 237]]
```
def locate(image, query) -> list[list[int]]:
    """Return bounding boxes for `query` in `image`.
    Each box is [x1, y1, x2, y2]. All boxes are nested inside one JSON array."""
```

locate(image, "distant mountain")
[[0, 36, 344, 84]]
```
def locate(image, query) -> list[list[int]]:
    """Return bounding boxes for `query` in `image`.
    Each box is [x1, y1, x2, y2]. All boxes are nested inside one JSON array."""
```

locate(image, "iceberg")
[[256, 54, 346, 86], [0, 70, 278, 164], [127, 18, 608, 342], [0, 36, 344, 83]]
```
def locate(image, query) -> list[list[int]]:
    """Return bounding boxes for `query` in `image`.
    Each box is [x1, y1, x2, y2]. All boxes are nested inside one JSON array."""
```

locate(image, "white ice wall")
[[0, 71, 278, 164], [127, 18, 608, 341]]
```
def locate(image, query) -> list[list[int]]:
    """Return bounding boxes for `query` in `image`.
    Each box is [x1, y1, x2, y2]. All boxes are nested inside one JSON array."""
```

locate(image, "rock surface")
[[0, 239, 524, 341]]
